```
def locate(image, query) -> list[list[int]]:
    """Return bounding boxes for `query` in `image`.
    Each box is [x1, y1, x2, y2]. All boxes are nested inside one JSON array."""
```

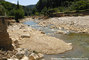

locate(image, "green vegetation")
[[0, 1, 24, 16], [0, 1, 24, 22], [0, 5, 5, 16], [71, 0, 89, 10], [34, 0, 89, 16], [0, 1, 16, 16], [1, 0, 89, 17], [14, 1, 24, 22]]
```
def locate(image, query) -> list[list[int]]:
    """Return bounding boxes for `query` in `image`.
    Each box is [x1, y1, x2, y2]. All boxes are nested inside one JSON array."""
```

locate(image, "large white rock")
[[21, 56, 29, 60], [21, 33, 30, 38], [7, 58, 19, 60], [30, 53, 39, 59], [38, 53, 44, 58]]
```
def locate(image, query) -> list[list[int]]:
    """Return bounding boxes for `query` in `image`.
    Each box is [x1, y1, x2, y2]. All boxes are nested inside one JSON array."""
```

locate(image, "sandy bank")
[[7, 23, 72, 54]]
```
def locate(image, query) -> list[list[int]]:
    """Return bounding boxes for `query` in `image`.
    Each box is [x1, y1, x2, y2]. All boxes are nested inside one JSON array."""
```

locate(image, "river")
[[24, 20, 89, 60]]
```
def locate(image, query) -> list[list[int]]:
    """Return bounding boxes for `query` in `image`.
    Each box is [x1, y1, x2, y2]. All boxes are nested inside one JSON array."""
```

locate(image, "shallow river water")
[[24, 21, 89, 60]]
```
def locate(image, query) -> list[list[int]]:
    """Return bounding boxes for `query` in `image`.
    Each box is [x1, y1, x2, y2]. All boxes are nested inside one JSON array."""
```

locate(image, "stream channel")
[[24, 20, 89, 60]]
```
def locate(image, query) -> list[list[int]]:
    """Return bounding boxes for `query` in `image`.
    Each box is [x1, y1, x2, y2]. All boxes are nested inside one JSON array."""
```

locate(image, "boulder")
[[16, 48, 31, 59], [29, 56, 35, 60], [30, 53, 44, 59], [7, 58, 19, 60], [21, 56, 29, 60], [21, 33, 30, 38], [38, 53, 44, 58], [30, 53, 39, 59]]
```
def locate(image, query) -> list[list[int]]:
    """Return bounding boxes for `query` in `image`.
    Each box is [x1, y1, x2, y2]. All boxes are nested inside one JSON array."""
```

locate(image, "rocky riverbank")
[[8, 23, 72, 55], [30, 16, 89, 34], [2, 15, 89, 59], [2, 21, 72, 59]]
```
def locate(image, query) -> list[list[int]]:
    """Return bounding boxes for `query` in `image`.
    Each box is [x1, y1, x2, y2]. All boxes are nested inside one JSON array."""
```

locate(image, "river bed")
[[24, 20, 89, 60]]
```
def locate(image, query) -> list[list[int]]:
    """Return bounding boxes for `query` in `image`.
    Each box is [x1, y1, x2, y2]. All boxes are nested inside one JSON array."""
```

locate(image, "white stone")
[[21, 56, 29, 60], [21, 33, 30, 38], [30, 53, 39, 59], [15, 48, 25, 59], [38, 53, 44, 58], [59, 27, 62, 30], [67, 43, 72, 46], [7, 58, 19, 60], [57, 30, 65, 34]]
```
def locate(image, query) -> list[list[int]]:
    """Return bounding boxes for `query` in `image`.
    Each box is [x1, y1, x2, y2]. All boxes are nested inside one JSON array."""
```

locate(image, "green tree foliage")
[[0, 1, 17, 16], [36, 0, 75, 12], [14, 8, 24, 22], [71, 0, 89, 10], [35, 0, 76, 15], [0, 5, 5, 16], [14, 1, 24, 23], [23, 5, 35, 16], [14, 8, 24, 18], [35, 0, 89, 15], [0, 1, 25, 23], [32, 7, 37, 14], [41, 7, 48, 15], [0, 1, 24, 17]]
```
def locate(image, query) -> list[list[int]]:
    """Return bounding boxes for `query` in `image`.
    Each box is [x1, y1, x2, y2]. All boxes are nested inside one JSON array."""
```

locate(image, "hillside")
[[26, 5, 35, 9], [0, 1, 18, 16], [0, 1, 35, 16], [0, 1, 27, 17], [35, 0, 89, 16], [1, 0, 89, 16], [0, 1, 16, 16]]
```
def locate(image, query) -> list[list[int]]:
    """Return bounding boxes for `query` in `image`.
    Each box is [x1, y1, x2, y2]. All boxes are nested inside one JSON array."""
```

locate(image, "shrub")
[[35, 12, 39, 15], [41, 7, 48, 15], [71, 0, 89, 10], [14, 8, 24, 22], [15, 9, 24, 18], [0, 5, 5, 16]]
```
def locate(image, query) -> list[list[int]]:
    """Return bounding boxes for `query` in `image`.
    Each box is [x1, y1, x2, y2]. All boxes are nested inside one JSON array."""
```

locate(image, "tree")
[[36, 0, 43, 12], [41, 7, 48, 15], [14, 0, 24, 23], [0, 5, 5, 16], [71, 0, 89, 10]]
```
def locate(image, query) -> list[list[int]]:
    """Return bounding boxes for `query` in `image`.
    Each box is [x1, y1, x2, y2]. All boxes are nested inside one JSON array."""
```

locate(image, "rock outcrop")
[[0, 17, 13, 50]]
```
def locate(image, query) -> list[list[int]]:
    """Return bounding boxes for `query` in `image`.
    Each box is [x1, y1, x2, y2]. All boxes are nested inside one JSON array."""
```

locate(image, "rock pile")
[[37, 16, 89, 33], [7, 48, 44, 60], [0, 50, 17, 60], [8, 23, 72, 54], [7, 24, 44, 60]]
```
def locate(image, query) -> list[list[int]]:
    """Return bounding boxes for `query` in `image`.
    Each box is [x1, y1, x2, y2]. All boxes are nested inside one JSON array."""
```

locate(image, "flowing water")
[[24, 21, 89, 60]]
